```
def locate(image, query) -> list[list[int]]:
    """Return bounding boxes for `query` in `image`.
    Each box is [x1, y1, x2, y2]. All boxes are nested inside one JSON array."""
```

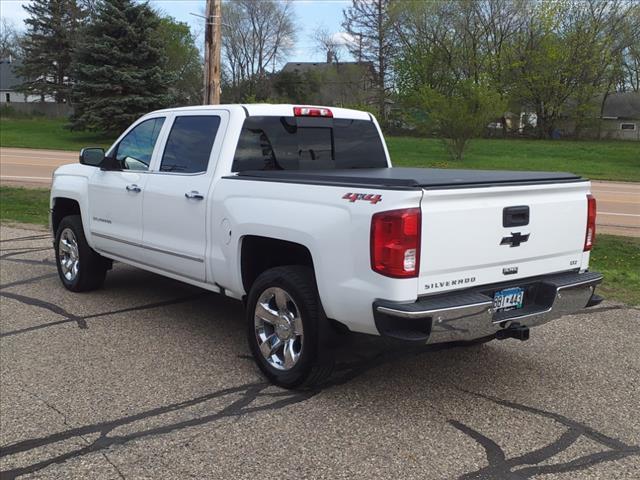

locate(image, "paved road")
[[1, 147, 638, 237], [1, 225, 639, 479], [591, 181, 640, 237], [0, 148, 77, 186]]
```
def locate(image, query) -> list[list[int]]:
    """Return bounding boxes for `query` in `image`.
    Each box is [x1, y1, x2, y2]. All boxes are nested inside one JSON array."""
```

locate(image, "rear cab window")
[[232, 116, 387, 172]]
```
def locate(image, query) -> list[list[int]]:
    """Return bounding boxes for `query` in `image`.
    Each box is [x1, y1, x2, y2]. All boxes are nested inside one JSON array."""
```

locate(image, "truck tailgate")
[[418, 181, 591, 295]]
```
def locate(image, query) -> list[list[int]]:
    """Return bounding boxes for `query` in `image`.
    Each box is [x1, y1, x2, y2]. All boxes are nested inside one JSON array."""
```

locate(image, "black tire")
[[54, 215, 108, 292], [246, 266, 334, 389]]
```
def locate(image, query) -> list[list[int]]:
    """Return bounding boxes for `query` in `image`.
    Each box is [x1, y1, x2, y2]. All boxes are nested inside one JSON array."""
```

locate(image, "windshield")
[[231, 116, 387, 172]]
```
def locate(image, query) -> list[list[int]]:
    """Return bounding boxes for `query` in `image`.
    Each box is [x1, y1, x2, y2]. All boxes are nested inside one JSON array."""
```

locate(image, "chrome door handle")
[[126, 184, 141, 193], [185, 191, 204, 200]]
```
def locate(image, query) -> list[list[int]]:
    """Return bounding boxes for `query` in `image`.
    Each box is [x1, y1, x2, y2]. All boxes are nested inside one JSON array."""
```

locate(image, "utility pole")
[[203, 0, 222, 104]]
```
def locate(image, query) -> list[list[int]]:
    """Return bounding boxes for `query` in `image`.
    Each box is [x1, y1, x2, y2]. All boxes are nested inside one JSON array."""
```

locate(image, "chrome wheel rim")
[[58, 228, 79, 282], [254, 287, 304, 371]]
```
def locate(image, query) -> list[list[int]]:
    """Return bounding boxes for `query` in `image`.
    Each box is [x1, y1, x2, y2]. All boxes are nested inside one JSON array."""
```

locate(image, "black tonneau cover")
[[232, 168, 584, 190]]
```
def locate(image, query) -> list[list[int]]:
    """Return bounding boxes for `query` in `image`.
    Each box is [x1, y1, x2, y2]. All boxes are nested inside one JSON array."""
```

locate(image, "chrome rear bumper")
[[373, 271, 603, 343]]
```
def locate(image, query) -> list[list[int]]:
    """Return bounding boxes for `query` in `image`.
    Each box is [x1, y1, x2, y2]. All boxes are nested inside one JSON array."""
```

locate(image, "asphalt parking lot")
[[1, 225, 639, 479]]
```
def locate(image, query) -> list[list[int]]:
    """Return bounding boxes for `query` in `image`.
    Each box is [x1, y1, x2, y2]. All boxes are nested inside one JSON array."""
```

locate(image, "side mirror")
[[79, 147, 105, 167]]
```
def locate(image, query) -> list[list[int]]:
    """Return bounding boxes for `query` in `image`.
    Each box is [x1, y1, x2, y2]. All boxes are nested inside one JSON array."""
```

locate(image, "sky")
[[0, 0, 353, 63]]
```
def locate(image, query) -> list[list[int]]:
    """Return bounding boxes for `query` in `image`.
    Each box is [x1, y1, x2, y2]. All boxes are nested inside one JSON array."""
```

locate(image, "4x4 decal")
[[342, 192, 382, 204]]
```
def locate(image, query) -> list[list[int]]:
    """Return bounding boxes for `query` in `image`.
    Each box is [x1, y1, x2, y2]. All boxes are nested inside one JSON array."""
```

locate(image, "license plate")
[[493, 287, 524, 312]]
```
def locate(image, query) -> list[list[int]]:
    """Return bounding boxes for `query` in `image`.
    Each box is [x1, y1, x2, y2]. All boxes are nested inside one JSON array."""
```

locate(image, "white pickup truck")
[[50, 104, 603, 387]]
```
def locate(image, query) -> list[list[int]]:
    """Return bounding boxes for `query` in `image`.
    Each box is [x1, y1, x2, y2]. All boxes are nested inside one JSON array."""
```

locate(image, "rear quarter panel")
[[211, 178, 423, 334]]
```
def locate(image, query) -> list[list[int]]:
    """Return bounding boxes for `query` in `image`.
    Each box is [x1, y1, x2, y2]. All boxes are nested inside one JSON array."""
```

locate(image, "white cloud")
[[330, 31, 356, 47]]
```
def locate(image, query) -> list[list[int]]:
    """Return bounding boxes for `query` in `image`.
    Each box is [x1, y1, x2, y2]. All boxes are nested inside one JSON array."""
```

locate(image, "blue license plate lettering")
[[494, 287, 525, 312]]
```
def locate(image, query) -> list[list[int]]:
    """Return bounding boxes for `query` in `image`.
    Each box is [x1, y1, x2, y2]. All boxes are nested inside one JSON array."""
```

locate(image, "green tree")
[[70, 0, 171, 133], [154, 16, 203, 105], [409, 81, 505, 161], [393, 1, 508, 158], [274, 71, 321, 104], [16, 0, 83, 103], [506, 0, 638, 138]]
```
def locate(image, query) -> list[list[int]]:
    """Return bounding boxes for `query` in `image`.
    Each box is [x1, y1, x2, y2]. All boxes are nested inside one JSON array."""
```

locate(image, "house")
[[554, 92, 640, 141], [599, 92, 640, 141], [0, 58, 70, 117], [0, 58, 50, 104]]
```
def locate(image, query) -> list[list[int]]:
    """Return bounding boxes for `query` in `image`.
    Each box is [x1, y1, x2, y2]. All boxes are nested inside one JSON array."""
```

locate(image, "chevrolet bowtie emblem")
[[500, 232, 530, 247]]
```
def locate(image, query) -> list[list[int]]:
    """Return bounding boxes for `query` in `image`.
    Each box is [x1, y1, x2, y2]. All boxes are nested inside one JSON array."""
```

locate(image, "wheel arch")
[[51, 197, 81, 235], [240, 235, 316, 294]]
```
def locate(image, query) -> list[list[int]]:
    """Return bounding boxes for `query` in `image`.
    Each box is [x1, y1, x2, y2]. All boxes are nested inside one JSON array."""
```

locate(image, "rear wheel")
[[246, 266, 333, 389], [54, 215, 108, 292]]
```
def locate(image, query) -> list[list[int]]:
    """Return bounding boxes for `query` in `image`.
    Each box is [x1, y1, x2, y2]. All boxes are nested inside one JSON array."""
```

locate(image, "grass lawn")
[[0, 186, 50, 225], [589, 234, 640, 307], [387, 137, 640, 182], [0, 117, 114, 151], [1, 117, 639, 181], [1, 186, 638, 306]]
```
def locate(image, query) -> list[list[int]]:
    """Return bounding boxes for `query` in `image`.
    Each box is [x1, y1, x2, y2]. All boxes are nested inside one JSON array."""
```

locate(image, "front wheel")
[[246, 266, 333, 389], [54, 215, 108, 292]]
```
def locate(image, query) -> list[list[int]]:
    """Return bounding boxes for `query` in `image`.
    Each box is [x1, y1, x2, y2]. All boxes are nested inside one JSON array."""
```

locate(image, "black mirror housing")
[[79, 147, 105, 167], [100, 155, 122, 171]]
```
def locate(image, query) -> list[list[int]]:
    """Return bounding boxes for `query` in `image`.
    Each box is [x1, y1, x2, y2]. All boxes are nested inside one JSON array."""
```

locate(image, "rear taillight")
[[371, 208, 421, 278], [293, 106, 333, 117], [584, 194, 596, 251]]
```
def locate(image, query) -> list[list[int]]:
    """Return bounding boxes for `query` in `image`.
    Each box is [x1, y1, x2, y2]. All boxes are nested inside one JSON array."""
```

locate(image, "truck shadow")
[[1, 247, 638, 479]]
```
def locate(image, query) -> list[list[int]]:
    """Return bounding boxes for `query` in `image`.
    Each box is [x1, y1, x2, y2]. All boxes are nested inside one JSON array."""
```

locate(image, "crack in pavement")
[[0, 290, 209, 338], [0, 247, 55, 266], [0, 233, 51, 243], [0, 382, 315, 479], [11, 384, 126, 480], [0, 272, 58, 290], [451, 390, 640, 479], [3, 350, 637, 480], [2, 231, 638, 479], [0, 290, 88, 329]]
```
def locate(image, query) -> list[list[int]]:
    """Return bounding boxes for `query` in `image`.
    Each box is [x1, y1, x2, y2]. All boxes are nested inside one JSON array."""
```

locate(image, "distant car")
[[49, 104, 603, 388]]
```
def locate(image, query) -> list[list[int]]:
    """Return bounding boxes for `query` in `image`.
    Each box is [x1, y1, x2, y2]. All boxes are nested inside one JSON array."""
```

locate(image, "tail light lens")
[[371, 208, 421, 278], [584, 194, 596, 251]]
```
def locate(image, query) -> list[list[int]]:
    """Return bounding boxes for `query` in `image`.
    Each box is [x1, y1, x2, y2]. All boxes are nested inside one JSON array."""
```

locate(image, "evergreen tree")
[[70, 0, 171, 133], [16, 0, 83, 103]]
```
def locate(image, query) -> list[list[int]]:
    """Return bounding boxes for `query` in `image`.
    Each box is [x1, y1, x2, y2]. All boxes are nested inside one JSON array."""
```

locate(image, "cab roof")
[[150, 104, 372, 120]]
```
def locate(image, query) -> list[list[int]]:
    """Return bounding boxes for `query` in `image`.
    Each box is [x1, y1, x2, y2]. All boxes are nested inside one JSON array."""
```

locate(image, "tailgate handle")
[[503, 206, 529, 227]]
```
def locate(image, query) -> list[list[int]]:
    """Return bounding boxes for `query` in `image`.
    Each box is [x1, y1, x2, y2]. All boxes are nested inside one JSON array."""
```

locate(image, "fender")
[[50, 164, 94, 243]]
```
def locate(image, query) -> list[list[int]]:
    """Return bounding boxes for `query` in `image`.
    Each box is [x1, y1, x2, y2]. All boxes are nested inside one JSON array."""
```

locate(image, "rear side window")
[[232, 116, 387, 171], [160, 115, 221, 173]]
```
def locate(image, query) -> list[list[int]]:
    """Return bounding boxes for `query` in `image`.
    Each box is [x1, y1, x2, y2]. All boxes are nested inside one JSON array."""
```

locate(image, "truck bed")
[[232, 168, 583, 190]]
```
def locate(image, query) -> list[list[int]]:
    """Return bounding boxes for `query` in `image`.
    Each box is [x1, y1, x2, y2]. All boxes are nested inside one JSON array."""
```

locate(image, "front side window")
[[115, 117, 165, 171], [160, 115, 221, 173], [231, 116, 387, 172]]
